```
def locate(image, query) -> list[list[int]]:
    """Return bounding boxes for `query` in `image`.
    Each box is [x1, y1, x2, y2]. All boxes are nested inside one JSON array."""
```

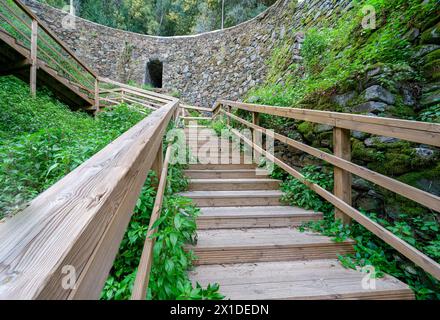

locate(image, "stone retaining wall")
[[23, 0, 352, 107]]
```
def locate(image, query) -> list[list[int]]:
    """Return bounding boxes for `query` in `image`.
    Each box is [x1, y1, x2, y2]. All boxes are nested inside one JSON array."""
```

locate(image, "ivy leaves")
[[102, 166, 223, 300]]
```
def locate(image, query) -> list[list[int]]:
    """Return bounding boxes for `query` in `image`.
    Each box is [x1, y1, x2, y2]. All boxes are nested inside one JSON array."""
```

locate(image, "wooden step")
[[189, 157, 255, 166], [185, 169, 269, 179], [189, 228, 355, 265], [197, 206, 323, 229], [186, 125, 209, 129], [188, 179, 281, 191], [188, 163, 258, 170], [179, 190, 285, 207], [189, 260, 414, 300]]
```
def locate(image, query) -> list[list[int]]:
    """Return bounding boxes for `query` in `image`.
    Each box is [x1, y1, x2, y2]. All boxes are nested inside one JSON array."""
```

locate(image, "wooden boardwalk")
[[182, 128, 414, 300]]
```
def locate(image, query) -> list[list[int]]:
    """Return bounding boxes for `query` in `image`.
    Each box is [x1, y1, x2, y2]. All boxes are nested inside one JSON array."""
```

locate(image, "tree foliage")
[[37, 0, 277, 36]]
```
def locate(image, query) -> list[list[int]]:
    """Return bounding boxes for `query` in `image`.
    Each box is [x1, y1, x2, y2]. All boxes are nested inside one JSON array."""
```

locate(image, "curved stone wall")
[[23, 0, 352, 107]]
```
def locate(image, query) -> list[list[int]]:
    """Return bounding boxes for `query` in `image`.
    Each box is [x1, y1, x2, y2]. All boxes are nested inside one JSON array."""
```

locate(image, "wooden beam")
[[181, 117, 212, 121], [131, 146, 172, 300], [181, 104, 213, 112], [94, 79, 100, 112], [30, 19, 38, 97], [229, 126, 440, 281], [333, 128, 352, 225], [98, 77, 176, 103], [252, 112, 261, 163], [219, 100, 440, 147]]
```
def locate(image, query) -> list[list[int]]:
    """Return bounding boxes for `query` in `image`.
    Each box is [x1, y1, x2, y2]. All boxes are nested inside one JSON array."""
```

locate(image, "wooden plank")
[[219, 100, 440, 146], [30, 19, 37, 97], [188, 179, 280, 191], [333, 128, 352, 225], [94, 79, 99, 112], [252, 112, 261, 163], [121, 90, 164, 108], [189, 260, 414, 300], [0, 100, 178, 300], [180, 190, 285, 207], [223, 110, 440, 213], [131, 146, 172, 300], [190, 228, 354, 265], [119, 96, 158, 110], [181, 104, 213, 112], [98, 77, 176, 103], [184, 169, 268, 179], [197, 206, 322, 229], [230, 127, 440, 281], [182, 117, 212, 121]]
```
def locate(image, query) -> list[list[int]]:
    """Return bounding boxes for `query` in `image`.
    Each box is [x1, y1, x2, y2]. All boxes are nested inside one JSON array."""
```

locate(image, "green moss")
[[352, 139, 378, 163], [423, 59, 440, 80], [383, 166, 440, 215], [297, 122, 313, 135], [297, 122, 315, 142], [420, 22, 440, 44], [425, 49, 440, 64], [399, 164, 440, 190], [368, 152, 413, 176]]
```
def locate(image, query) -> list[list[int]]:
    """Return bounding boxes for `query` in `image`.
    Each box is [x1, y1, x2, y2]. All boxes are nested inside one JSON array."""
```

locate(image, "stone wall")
[[23, 0, 352, 108]]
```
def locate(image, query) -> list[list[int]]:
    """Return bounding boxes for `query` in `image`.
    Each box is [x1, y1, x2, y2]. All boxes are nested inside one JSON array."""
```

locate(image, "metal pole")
[[221, 0, 225, 29]]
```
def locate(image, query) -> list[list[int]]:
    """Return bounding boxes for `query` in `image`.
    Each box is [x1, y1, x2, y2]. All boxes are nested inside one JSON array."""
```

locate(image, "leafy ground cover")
[[0, 76, 148, 219], [277, 165, 440, 300]]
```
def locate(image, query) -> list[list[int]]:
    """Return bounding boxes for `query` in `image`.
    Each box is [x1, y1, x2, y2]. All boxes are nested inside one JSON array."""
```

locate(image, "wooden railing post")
[[226, 105, 231, 127], [333, 127, 352, 225], [152, 143, 164, 187], [30, 19, 38, 97], [94, 79, 100, 111], [252, 112, 261, 163]]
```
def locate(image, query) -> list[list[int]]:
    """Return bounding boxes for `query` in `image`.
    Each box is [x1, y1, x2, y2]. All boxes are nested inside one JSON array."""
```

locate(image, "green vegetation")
[[38, 0, 277, 36], [102, 129, 223, 300], [279, 166, 440, 300], [1, 0, 95, 89], [247, 0, 438, 119], [0, 76, 148, 219], [248, 0, 440, 299]]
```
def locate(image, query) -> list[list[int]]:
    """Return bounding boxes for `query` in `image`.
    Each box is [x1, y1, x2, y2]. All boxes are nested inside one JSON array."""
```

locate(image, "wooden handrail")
[[181, 104, 213, 112], [98, 77, 176, 103], [216, 101, 440, 281], [220, 100, 440, 147], [0, 99, 179, 300], [222, 110, 440, 213], [131, 145, 172, 300]]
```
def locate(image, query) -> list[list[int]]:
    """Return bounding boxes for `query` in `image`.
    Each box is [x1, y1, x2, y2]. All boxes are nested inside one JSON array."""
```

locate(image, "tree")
[[37, 0, 277, 36]]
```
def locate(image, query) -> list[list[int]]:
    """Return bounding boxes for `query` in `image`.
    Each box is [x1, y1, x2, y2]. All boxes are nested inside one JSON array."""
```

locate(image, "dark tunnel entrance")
[[145, 59, 163, 88]]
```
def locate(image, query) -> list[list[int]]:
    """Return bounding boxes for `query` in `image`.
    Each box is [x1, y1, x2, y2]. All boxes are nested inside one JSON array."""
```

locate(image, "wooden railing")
[[131, 145, 172, 300], [0, 0, 98, 101], [180, 104, 216, 126], [213, 100, 440, 281], [0, 94, 180, 300], [98, 77, 176, 112]]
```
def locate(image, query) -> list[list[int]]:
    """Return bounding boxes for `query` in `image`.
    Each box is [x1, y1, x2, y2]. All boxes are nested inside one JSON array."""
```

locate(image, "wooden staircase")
[[0, 29, 95, 110], [182, 127, 414, 300]]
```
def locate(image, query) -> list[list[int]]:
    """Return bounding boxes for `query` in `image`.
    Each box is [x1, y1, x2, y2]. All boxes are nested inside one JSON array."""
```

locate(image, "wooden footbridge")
[[1, 0, 439, 300]]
